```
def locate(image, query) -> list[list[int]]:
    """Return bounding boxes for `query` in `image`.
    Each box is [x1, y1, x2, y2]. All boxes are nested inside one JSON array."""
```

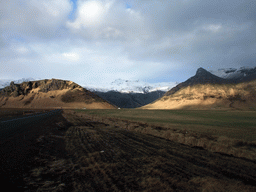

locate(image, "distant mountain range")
[[88, 67, 256, 108], [1, 66, 256, 109], [0, 78, 175, 108], [86, 79, 177, 108], [2, 66, 255, 92], [85, 79, 178, 93]]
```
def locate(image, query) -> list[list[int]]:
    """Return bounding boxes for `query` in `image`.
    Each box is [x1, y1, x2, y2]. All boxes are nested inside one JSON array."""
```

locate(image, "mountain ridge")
[[85, 79, 177, 93], [0, 79, 115, 109]]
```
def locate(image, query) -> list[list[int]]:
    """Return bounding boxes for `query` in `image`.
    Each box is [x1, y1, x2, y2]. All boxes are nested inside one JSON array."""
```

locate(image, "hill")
[[142, 68, 256, 110], [0, 79, 116, 109]]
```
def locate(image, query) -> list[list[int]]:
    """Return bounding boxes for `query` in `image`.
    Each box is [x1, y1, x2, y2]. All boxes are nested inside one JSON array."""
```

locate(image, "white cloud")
[[62, 52, 80, 62], [16, 46, 30, 54], [203, 24, 222, 33], [67, 0, 112, 31], [67, 0, 147, 40], [77, 0, 105, 26]]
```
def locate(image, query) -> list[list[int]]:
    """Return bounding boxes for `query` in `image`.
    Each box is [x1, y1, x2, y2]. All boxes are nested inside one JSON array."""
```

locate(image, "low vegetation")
[[1, 109, 256, 191], [74, 109, 256, 160], [58, 110, 256, 191]]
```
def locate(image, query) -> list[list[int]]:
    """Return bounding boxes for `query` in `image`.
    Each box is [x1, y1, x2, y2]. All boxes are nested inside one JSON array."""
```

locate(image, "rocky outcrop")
[[0, 79, 81, 97]]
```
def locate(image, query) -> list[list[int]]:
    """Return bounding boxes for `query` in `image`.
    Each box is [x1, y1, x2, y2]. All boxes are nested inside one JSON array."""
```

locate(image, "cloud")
[[0, 0, 72, 40], [62, 52, 80, 62], [121, 0, 256, 70], [1, 0, 256, 85], [67, 0, 147, 40]]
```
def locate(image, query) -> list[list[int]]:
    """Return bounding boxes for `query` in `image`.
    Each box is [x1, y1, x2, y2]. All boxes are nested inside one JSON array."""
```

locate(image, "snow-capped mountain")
[[0, 78, 40, 89], [210, 66, 256, 79], [85, 79, 178, 93]]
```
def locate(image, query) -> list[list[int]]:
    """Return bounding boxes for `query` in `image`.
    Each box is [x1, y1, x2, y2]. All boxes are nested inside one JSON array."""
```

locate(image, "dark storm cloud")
[[127, 0, 256, 71]]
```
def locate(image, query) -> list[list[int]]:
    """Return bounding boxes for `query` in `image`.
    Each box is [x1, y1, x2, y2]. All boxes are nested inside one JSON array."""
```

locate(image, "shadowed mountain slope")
[[94, 90, 165, 108], [0, 79, 116, 109]]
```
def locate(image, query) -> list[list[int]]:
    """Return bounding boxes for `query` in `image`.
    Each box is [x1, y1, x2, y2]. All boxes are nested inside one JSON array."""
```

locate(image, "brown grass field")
[[1, 108, 256, 191], [73, 109, 256, 160]]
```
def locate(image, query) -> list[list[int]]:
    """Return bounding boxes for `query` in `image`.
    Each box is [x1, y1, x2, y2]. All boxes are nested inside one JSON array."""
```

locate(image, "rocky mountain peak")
[[192, 67, 224, 84], [165, 68, 226, 96], [195, 67, 209, 76]]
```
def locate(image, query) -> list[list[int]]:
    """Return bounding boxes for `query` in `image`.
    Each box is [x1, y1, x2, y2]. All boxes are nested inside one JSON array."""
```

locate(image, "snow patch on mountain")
[[210, 66, 254, 79], [85, 79, 178, 93], [0, 78, 41, 89]]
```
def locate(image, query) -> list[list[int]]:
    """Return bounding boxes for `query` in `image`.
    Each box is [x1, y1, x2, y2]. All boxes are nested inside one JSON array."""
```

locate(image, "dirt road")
[[0, 109, 67, 191], [0, 109, 61, 140]]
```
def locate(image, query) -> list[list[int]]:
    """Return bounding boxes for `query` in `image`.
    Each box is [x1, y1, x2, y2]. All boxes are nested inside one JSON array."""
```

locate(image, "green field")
[[75, 109, 256, 141]]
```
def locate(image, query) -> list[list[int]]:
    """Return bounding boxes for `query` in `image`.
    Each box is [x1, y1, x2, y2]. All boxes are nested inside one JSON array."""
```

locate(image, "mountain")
[[0, 79, 115, 109], [85, 79, 176, 108], [85, 79, 177, 93], [0, 78, 176, 109], [165, 67, 226, 96], [142, 68, 256, 110]]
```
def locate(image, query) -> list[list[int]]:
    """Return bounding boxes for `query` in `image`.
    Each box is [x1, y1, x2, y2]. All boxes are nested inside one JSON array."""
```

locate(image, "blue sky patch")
[[68, 0, 78, 20]]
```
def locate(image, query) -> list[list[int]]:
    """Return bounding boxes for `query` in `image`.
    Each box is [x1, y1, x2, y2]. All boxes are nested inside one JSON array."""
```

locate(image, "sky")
[[1, 0, 256, 87]]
